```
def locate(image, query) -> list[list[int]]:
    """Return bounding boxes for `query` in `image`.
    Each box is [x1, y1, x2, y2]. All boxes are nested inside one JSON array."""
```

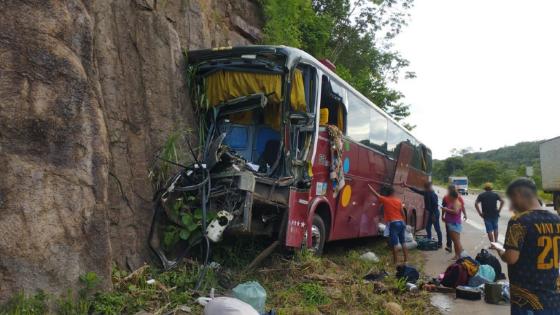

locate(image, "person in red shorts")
[[369, 184, 408, 264]]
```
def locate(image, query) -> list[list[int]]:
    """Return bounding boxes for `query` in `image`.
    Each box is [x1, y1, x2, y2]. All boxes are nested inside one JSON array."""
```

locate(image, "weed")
[[0, 291, 48, 315], [295, 282, 331, 306]]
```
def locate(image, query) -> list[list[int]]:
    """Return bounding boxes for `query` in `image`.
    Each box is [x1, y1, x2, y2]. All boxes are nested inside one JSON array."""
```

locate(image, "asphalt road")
[[422, 187, 554, 315]]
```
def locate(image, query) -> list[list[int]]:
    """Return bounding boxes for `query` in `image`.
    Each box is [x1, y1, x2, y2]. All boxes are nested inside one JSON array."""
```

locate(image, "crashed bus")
[[150, 46, 432, 268]]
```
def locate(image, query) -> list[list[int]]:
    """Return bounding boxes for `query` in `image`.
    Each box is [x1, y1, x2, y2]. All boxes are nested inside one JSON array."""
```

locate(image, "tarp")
[[206, 70, 307, 112]]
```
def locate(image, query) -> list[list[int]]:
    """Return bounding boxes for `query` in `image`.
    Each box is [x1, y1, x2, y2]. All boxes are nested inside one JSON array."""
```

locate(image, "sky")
[[392, 0, 560, 159]]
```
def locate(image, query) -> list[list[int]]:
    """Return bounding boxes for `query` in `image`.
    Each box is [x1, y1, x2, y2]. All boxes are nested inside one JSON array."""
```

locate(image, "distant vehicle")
[[539, 136, 560, 212], [449, 176, 469, 195]]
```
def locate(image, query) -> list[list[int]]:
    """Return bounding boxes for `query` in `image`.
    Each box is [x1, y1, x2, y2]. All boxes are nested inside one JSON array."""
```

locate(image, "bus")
[[151, 46, 432, 260]]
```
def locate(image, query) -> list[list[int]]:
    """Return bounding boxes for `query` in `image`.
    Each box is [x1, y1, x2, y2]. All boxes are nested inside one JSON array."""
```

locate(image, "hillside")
[[463, 140, 542, 168], [433, 140, 545, 188]]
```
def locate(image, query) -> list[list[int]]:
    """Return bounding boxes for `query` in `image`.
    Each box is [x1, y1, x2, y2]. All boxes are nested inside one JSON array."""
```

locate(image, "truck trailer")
[[540, 136, 560, 212]]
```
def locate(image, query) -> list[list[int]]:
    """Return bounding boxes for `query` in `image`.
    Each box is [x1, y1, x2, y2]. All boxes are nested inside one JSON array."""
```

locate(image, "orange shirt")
[[378, 195, 404, 222]]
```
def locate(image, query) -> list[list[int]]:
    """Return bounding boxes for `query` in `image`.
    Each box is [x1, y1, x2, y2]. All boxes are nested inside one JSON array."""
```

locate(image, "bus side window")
[[319, 76, 346, 132]]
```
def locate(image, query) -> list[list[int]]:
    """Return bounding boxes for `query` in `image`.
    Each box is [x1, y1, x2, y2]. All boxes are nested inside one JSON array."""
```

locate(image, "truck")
[[539, 136, 560, 212], [449, 176, 469, 195]]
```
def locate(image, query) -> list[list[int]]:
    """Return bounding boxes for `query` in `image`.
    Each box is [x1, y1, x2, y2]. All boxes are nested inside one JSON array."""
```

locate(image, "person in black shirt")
[[405, 182, 442, 248], [492, 178, 560, 315], [475, 182, 505, 242]]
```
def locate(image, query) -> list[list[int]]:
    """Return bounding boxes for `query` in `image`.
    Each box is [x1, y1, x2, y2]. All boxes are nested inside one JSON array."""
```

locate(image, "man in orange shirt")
[[369, 184, 408, 264]]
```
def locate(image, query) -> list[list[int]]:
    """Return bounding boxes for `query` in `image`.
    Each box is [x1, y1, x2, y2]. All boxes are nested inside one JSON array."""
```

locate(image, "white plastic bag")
[[203, 297, 259, 315]]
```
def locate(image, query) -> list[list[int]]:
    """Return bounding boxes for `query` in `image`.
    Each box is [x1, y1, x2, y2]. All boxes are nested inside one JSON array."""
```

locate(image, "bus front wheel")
[[305, 214, 326, 255]]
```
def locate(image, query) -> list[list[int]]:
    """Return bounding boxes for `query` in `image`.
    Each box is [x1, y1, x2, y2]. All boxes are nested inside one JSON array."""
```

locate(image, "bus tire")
[[309, 214, 326, 256], [411, 210, 417, 235]]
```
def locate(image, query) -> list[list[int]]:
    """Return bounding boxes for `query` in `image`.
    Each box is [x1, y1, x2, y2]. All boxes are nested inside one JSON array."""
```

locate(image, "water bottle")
[[406, 282, 419, 293]]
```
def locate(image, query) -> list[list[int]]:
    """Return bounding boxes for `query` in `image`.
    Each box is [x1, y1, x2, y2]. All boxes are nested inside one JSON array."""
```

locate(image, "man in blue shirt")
[[405, 182, 442, 248]]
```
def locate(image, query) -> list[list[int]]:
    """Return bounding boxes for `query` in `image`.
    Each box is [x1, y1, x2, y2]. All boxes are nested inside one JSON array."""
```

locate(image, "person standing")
[[368, 184, 408, 264], [492, 178, 560, 315], [442, 185, 467, 252], [475, 182, 505, 242], [405, 182, 443, 248], [442, 190, 465, 260]]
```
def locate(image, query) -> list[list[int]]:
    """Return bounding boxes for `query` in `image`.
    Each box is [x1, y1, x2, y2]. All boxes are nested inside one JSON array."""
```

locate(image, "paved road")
[[422, 188, 517, 315]]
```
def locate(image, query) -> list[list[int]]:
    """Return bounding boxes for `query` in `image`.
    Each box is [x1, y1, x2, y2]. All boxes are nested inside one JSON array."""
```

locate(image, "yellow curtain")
[[205, 70, 307, 112]]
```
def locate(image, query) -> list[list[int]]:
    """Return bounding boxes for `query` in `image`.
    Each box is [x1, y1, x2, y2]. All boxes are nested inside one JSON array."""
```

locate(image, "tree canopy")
[[260, 0, 415, 125]]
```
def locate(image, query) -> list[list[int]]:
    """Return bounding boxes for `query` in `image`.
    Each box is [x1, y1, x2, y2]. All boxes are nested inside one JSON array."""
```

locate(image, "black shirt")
[[475, 191, 502, 219], [504, 210, 560, 310], [409, 187, 439, 213]]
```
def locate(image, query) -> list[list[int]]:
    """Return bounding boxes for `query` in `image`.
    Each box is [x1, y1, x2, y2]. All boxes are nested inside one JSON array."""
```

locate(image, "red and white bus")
[[161, 46, 432, 255]]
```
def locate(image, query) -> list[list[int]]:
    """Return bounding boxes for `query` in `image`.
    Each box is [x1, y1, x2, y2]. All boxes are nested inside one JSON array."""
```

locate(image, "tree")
[[465, 160, 499, 186], [261, 0, 415, 123]]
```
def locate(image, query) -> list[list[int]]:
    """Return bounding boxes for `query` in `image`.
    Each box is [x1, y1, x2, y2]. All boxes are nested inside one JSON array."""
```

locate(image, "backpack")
[[457, 256, 479, 277], [441, 262, 469, 288], [416, 237, 439, 251], [396, 265, 420, 284], [468, 264, 496, 287], [475, 249, 502, 278]]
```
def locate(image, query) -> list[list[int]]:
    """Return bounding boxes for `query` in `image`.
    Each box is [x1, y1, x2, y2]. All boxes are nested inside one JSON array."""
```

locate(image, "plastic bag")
[[232, 281, 266, 313], [204, 297, 259, 315]]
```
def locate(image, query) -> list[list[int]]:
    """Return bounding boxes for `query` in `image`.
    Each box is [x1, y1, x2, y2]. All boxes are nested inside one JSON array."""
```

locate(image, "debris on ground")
[[232, 281, 266, 313], [359, 251, 379, 262], [384, 301, 404, 315], [203, 297, 259, 315]]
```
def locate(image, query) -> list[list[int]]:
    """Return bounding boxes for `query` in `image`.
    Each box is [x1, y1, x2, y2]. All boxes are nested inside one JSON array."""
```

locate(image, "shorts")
[[484, 217, 499, 233], [389, 221, 406, 246], [446, 222, 462, 233], [511, 305, 560, 315]]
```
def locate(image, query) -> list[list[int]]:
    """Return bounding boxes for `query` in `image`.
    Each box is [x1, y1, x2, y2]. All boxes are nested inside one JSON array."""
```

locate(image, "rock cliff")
[[0, 0, 263, 300]]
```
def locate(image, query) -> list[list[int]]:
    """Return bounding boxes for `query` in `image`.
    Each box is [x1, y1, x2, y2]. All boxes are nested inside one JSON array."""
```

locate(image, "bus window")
[[387, 121, 415, 158], [370, 108, 388, 152], [347, 93, 370, 144], [320, 76, 346, 131]]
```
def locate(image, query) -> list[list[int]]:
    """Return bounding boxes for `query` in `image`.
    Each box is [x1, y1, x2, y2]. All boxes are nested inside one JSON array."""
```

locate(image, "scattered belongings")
[[468, 264, 495, 287], [475, 249, 504, 280], [360, 251, 380, 262], [384, 302, 404, 315], [396, 265, 419, 284], [415, 236, 438, 251], [232, 281, 267, 313], [363, 270, 388, 282], [203, 297, 259, 315], [456, 285, 482, 300], [484, 282, 505, 304], [405, 282, 419, 293], [441, 261, 469, 288]]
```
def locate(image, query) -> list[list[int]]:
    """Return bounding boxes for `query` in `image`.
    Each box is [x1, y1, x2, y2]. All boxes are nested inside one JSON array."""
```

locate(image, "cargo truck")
[[449, 176, 469, 195], [540, 136, 560, 212]]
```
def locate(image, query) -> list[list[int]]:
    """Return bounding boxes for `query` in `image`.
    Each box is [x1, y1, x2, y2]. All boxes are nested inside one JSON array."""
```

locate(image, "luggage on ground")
[[204, 297, 259, 315], [457, 256, 479, 277], [441, 262, 469, 288], [396, 265, 420, 284], [468, 264, 496, 287], [416, 237, 439, 251], [475, 249, 502, 278], [456, 286, 482, 300]]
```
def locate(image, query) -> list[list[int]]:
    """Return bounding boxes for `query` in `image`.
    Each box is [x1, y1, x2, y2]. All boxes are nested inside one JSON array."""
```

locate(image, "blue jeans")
[[389, 221, 406, 246], [426, 209, 443, 245], [511, 305, 560, 315]]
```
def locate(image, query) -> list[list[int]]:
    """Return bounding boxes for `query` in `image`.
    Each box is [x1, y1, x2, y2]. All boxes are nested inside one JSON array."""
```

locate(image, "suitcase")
[[456, 286, 482, 300]]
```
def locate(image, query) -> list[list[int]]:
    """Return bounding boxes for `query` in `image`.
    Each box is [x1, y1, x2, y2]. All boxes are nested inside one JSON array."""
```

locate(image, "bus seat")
[[254, 126, 280, 161], [223, 124, 253, 161]]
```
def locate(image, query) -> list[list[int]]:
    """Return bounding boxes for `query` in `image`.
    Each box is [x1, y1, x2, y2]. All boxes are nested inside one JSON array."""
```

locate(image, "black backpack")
[[396, 265, 420, 284], [475, 249, 503, 278]]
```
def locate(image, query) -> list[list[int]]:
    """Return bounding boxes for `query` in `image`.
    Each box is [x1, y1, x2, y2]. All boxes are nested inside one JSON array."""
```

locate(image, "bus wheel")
[[411, 211, 417, 235], [306, 215, 326, 255]]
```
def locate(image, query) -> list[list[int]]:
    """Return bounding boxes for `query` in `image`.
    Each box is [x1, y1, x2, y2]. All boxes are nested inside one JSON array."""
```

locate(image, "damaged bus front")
[[149, 46, 432, 268]]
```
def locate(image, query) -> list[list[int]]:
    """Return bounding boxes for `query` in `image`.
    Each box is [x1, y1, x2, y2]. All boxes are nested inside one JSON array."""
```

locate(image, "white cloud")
[[393, 0, 560, 159]]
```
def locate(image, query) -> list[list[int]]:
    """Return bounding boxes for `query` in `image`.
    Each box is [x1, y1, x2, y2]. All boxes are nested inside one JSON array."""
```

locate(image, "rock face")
[[0, 0, 263, 301]]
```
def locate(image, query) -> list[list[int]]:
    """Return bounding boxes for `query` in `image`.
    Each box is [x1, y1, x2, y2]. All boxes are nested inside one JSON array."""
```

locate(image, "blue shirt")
[[409, 186, 439, 213]]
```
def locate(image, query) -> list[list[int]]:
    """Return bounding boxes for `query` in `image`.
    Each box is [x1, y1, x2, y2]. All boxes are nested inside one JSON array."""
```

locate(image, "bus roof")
[[188, 45, 427, 148]]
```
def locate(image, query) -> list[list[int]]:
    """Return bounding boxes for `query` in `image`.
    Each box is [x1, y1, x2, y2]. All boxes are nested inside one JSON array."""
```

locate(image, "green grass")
[[0, 237, 439, 314]]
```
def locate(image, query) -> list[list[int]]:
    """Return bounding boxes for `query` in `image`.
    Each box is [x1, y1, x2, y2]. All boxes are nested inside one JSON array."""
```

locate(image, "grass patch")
[[0, 236, 439, 314]]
